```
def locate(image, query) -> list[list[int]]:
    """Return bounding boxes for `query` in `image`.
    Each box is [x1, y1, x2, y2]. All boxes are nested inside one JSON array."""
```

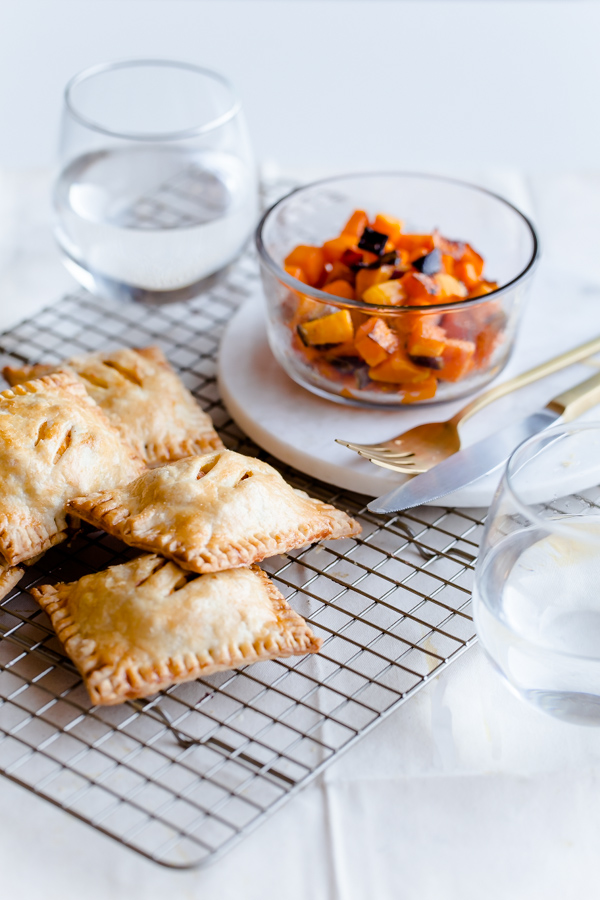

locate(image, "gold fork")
[[336, 335, 600, 474]]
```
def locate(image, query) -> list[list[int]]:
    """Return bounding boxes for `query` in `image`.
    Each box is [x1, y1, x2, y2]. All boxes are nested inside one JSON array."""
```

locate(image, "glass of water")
[[473, 422, 600, 725], [54, 59, 258, 303]]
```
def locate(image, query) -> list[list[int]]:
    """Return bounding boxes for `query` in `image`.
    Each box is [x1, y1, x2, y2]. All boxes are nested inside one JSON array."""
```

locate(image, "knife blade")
[[367, 370, 600, 514]]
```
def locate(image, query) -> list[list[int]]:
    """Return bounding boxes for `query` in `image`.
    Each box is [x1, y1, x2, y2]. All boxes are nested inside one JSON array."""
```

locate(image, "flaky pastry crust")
[[0, 372, 145, 565], [31, 554, 321, 705], [69, 450, 361, 573], [0, 565, 25, 600], [3, 346, 223, 465]]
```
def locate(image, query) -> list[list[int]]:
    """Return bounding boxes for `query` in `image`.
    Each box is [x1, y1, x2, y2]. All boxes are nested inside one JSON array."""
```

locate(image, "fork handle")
[[451, 334, 600, 428]]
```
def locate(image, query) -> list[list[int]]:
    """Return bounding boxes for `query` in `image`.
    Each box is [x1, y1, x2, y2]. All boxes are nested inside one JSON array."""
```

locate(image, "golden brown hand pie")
[[30, 554, 321, 705], [0, 372, 145, 565], [0, 565, 25, 600], [69, 450, 361, 573], [3, 346, 223, 465]]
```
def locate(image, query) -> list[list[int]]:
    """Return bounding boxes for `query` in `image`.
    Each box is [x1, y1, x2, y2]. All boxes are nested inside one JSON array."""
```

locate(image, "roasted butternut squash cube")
[[284, 264, 309, 284], [322, 235, 359, 264], [297, 309, 354, 346], [407, 318, 447, 358], [362, 279, 407, 306], [284, 245, 326, 286], [368, 349, 432, 384], [400, 272, 440, 303], [400, 375, 438, 403], [342, 210, 369, 237], [355, 317, 400, 367], [355, 265, 394, 300], [373, 213, 403, 243], [434, 273, 468, 300], [437, 338, 476, 381], [321, 279, 355, 300]]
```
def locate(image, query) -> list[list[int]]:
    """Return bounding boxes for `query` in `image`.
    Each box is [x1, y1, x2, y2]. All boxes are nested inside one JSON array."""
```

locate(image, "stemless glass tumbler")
[[473, 422, 600, 725], [54, 60, 258, 303]]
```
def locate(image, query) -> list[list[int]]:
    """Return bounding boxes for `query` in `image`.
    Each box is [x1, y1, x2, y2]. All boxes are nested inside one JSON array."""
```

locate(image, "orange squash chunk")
[[373, 213, 403, 243], [285, 264, 309, 284], [362, 280, 407, 306], [284, 245, 326, 286], [395, 234, 435, 253], [322, 235, 359, 264], [469, 280, 499, 298], [355, 317, 400, 367], [400, 375, 438, 403], [473, 325, 502, 369], [435, 273, 468, 300], [369, 349, 432, 384], [401, 272, 440, 303], [297, 309, 354, 346], [355, 265, 394, 300], [407, 318, 447, 358], [324, 262, 354, 285], [321, 279, 355, 300], [437, 338, 476, 382], [342, 209, 369, 237]]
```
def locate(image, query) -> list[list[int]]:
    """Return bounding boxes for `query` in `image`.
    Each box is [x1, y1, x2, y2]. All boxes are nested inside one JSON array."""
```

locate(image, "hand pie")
[[69, 450, 361, 573], [30, 554, 321, 705], [0, 373, 145, 565], [0, 565, 25, 601], [3, 346, 223, 466]]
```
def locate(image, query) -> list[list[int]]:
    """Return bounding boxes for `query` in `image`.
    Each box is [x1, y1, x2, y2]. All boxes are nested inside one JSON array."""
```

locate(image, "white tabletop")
[[2, 168, 600, 900]]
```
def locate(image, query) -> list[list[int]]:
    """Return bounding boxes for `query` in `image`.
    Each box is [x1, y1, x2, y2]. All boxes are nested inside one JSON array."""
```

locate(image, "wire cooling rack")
[[0, 179, 482, 869]]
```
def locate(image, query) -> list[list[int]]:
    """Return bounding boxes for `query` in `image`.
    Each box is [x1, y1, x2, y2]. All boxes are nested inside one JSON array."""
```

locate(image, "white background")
[[1, 0, 599, 174]]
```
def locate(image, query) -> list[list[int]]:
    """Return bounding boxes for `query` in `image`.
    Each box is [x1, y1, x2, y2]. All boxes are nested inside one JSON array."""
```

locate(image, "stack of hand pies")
[[0, 348, 361, 705]]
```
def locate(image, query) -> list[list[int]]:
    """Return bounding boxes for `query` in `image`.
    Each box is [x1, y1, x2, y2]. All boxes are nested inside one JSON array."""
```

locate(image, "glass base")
[[61, 250, 233, 305]]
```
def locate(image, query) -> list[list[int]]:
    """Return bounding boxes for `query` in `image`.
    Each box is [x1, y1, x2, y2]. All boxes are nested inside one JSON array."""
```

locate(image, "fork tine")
[[356, 448, 416, 463], [335, 439, 389, 453], [368, 457, 425, 474]]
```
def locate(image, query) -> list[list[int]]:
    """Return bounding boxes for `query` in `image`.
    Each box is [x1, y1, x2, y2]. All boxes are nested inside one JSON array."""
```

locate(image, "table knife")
[[367, 369, 600, 514]]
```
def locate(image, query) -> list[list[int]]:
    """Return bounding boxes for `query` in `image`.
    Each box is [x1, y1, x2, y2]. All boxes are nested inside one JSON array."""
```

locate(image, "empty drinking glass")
[[54, 59, 258, 303], [473, 422, 600, 725]]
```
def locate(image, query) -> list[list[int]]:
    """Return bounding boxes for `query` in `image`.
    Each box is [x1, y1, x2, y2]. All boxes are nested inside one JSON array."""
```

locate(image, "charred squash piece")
[[355, 317, 400, 367], [400, 272, 440, 303], [297, 309, 354, 346]]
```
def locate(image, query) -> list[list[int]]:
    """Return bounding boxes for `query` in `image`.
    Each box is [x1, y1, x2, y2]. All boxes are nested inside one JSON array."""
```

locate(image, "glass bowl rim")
[[503, 420, 600, 541], [64, 58, 242, 142], [255, 170, 540, 315]]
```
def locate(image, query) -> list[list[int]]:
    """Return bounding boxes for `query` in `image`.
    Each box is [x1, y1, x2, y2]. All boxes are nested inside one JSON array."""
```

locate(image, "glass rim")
[[64, 58, 242, 142], [503, 420, 600, 539], [255, 170, 540, 315]]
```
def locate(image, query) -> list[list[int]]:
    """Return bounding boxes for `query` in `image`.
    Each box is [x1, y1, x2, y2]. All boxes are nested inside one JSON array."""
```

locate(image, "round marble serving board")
[[217, 291, 600, 507]]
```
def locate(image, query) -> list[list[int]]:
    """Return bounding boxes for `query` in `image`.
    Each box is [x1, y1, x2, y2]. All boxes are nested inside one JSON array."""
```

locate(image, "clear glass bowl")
[[256, 172, 539, 407]]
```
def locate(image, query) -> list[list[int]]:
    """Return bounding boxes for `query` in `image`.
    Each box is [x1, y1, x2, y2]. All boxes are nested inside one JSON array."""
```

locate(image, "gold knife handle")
[[451, 334, 600, 428], [547, 370, 600, 422]]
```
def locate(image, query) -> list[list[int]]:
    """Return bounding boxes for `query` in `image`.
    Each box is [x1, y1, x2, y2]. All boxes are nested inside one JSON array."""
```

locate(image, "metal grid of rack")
[[0, 179, 482, 868]]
